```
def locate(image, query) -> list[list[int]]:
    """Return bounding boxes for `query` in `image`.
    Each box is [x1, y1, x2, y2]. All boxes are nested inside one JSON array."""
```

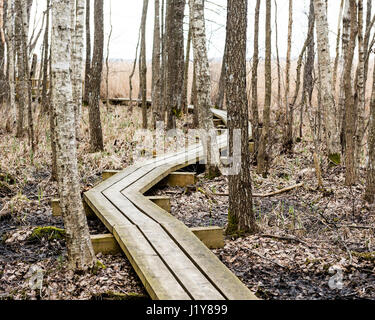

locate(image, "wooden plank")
[[124, 192, 258, 300], [113, 224, 190, 300], [166, 172, 196, 187], [147, 196, 171, 213], [140, 224, 224, 300], [190, 226, 225, 249], [102, 170, 121, 181], [84, 190, 132, 233], [51, 199, 62, 217], [91, 234, 121, 254]]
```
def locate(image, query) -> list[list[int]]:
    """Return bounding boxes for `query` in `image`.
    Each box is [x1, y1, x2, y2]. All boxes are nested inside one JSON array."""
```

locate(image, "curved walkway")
[[84, 108, 257, 300]]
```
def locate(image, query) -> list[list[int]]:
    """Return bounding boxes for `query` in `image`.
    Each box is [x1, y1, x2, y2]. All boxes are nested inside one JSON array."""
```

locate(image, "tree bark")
[[88, 0, 104, 152], [71, 0, 85, 139], [190, 0, 220, 177], [314, 0, 341, 164], [344, 0, 358, 185], [283, 0, 294, 152], [257, 0, 272, 177], [251, 0, 261, 153], [165, 0, 185, 130], [140, 0, 149, 129], [365, 57, 375, 202], [152, 0, 163, 126], [83, 0, 91, 105], [50, 0, 96, 271], [225, 0, 258, 235]]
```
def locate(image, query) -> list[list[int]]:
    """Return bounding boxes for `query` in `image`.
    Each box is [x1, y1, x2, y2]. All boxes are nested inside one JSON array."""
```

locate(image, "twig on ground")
[[213, 183, 304, 198]]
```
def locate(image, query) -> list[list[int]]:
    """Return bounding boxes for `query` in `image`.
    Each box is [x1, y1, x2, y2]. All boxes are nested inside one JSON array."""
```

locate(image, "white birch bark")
[[6, 0, 16, 122], [51, 0, 96, 270], [71, 0, 85, 138], [189, 0, 220, 175], [314, 0, 341, 162]]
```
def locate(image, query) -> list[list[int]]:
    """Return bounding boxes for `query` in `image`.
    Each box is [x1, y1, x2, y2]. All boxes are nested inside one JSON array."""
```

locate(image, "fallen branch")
[[213, 183, 304, 198], [259, 233, 311, 247]]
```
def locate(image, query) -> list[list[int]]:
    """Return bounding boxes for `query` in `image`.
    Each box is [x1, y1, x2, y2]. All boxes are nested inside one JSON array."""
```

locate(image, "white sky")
[[29, 0, 368, 61]]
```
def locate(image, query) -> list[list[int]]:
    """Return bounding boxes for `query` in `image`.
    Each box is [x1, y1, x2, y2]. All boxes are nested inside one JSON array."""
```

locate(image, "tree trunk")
[[140, 0, 149, 129], [166, 0, 185, 130], [71, 0, 85, 139], [88, 0, 104, 152], [338, 0, 351, 151], [314, 0, 341, 164], [257, 0, 271, 177], [83, 0, 91, 105], [225, 0, 258, 235], [50, 0, 96, 271], [354, 0, 365, 170], [365, 57, 375, 202], [301, 0, 315, 139], [5, 0, 16, 123], [332, 0, 344, 98], [182, 16, 192, 114], [215, 33, 227, 110], [190, 0, 220, 178], [283, 0, 294, 152], [152, 0, 163, 127], [251, 0, 261, 153], [344, 0, 358, 185]]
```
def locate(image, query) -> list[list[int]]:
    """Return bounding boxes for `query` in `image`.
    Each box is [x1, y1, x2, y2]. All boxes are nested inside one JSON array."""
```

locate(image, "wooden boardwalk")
[[84, 107, 257, 300]]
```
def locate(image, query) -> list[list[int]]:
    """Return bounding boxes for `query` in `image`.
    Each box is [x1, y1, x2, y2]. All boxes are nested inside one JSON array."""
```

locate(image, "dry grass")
[[101, 58, 374, 113]]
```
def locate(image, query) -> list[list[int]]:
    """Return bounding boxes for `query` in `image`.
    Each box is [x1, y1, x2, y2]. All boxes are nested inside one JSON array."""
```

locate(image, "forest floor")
[[0, 105, 374, 300]]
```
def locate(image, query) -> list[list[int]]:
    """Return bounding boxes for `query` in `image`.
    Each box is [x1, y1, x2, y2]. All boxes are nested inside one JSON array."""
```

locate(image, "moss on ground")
[[29, 226, 66, 242]]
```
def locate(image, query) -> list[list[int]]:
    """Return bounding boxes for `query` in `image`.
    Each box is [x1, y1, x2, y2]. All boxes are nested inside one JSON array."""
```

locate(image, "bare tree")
[[225, 0, 258, 235], [344, 0, 358, 185], [314, 0, 340, 164], [140, 0, 149, 129], [83, 0, 90, 105], [283, 0, 294, 152], [50, 0, 96, 271], [250, 0, 261, 153], [88, 0, 104, 152], [257, 0, 271, 176], [165, 0, 185, 129], [152, 0, 163, 126], [71, 0, 85, 139], [365, 57, 375, 202], [190, 0, 220, 178]]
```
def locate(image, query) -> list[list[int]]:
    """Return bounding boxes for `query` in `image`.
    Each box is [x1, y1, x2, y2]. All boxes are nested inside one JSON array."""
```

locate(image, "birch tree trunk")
[[140, 0, 149, 129], [83, 0, 90, 105], [88, 0, 104, 152], [251, 0, 261, 153], [215, 33, 227, 110], [332, 0, 344, 98], [365, 58, 375, 202], [338, 0, 350, 150], [344, 0, 358, 185], [225, 0, 258, 235], [51, 0, 96, 271], [283, 0, 294, 152], [257, 0, 272, 176], [314, 0, 341, 164], [152, 0, 163, 126], [5, 0, 16, 123], [189, 0, 220, 177], [182, 17, 192, 114], [41, 0, 50, 113], [301, 0, 315, 138], [354, 0, 365, 169], [71, 0, 85, 139]]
